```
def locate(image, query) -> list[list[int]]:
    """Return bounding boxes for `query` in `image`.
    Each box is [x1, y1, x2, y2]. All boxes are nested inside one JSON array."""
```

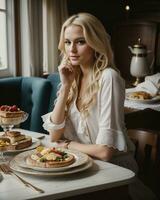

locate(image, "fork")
[[0, 164, 44, 193]]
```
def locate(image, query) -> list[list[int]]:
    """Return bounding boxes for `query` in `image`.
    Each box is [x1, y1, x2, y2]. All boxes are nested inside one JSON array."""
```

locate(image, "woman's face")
[[64, 25, 94, 67]]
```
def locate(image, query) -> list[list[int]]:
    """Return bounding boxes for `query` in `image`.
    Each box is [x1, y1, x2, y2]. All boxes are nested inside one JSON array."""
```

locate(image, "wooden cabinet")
[[112, 21, 158, 81]]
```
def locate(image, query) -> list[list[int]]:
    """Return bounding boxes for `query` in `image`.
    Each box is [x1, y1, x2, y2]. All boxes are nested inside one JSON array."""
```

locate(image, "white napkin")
[[145, 73, 160, 86], [136, 73, 160, 96]]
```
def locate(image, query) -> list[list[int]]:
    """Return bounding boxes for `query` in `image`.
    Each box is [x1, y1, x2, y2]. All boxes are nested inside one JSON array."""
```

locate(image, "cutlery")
[[37, 135, 45, 140], [0, 172, 3, 182], [0, 164, 44, 193]]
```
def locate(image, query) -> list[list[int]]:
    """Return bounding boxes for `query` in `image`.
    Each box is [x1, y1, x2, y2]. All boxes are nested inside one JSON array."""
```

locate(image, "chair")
[[47, 73, 60, 112], [0, 77, 52, 133], [127, 129, 159, 169], [127, 129, 160, 198]]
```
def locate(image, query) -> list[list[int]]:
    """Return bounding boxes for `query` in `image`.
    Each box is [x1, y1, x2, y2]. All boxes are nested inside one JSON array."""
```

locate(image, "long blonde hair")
[[58, 13, 117, 117]]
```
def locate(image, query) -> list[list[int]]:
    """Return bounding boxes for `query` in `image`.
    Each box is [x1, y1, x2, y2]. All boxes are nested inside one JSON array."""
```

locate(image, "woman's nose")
[[70, 43, 77, 52]]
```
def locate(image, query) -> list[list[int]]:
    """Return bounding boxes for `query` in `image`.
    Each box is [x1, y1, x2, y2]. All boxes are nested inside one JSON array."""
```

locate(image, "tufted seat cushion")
[[0, 77, 52, 133]]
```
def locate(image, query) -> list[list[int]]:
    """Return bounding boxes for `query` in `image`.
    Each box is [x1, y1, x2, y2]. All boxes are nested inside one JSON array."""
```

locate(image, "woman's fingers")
[[59, 57, 73, 72], [58, 55, 77, 86], [56, 140, 67, 148]]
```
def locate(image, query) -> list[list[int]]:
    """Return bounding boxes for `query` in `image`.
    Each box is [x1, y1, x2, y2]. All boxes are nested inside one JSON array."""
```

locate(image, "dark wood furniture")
[[127, 129, 159, 166], [127, 129, 160, 199], [112, 20, 159, 81], [125, 108, 160, 131]]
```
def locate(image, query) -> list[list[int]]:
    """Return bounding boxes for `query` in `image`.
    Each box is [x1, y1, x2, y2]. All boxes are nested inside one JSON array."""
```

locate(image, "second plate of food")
[[126, 91, 160, 104]]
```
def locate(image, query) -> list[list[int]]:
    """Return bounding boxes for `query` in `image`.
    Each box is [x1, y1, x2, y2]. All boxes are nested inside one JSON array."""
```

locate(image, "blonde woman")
[[42, 13, 157, 200]]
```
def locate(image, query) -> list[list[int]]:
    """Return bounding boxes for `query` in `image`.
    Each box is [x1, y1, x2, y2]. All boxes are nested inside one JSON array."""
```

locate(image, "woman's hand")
[[55, 140, 69, 149], [58, 56, 76, 88]]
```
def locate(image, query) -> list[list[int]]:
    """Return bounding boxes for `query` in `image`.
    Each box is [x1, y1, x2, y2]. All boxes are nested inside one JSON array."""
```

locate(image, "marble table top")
[[0, 129, 135, 200]]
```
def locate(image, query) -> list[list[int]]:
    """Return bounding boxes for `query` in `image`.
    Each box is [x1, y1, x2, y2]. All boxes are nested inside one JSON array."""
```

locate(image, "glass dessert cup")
[[0, 112, 28, 162]]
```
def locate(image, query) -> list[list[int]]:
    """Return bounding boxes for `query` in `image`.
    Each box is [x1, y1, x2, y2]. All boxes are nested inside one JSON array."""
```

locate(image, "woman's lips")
[[70, 56, 79, 60]]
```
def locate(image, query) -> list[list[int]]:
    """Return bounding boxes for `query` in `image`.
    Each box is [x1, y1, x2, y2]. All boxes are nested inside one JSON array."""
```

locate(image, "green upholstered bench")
[[47, 73, 60, 112], [0, 77, 52, 133]]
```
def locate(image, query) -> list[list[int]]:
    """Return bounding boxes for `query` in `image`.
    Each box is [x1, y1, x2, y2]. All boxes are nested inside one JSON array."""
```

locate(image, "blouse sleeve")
[[96, 69, 127, 152], [41, 112, 65, 132], [42, 112, 79, 142]]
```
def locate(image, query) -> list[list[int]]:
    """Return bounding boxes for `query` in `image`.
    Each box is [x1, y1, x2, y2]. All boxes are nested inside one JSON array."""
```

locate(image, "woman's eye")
[[77, 40, 85, 45], [64, 41, 71, 45]]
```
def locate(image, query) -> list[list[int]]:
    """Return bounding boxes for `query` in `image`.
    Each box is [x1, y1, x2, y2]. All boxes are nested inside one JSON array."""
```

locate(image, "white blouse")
[[42, 68, 135, 155]]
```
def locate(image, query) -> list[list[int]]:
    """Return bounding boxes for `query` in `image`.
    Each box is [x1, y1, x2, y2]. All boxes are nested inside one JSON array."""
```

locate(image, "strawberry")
[[9, 105, 18, 112], [0, 105, 9, 111], [0, 105, 19, 112], [0, 106, 5, 111]]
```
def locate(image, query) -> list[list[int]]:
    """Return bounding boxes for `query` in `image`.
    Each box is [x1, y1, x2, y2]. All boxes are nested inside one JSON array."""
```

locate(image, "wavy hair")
[[58, 13, 117, 117]]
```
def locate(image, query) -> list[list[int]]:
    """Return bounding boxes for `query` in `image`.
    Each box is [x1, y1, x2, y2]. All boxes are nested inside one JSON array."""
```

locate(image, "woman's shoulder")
[[101, 67, 123, 82]]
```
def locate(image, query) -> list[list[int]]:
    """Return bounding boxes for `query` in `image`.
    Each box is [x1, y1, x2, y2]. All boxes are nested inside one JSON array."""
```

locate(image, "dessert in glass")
[[0, 105, 28, 162]]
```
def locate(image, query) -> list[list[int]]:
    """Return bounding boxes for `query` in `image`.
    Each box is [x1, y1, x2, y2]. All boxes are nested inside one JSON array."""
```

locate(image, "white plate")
[[126, 92, 160, 104], [9, 157, 93, 176], [13, 149, 89, 172], [4, 137, 41, 153]]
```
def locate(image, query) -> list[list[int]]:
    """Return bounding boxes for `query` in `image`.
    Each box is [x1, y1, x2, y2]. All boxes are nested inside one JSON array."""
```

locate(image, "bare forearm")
[[68, 141, 115, 161], [50, 85, 70, 124], [51, 56, 76, 124]]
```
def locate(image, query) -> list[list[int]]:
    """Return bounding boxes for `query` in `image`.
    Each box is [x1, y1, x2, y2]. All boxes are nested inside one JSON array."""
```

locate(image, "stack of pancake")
[[0, 131, 32, 150]]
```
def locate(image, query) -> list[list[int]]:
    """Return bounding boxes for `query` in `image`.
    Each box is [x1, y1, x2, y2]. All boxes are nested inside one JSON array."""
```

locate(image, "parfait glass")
[[0, 112, 28, 162]]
